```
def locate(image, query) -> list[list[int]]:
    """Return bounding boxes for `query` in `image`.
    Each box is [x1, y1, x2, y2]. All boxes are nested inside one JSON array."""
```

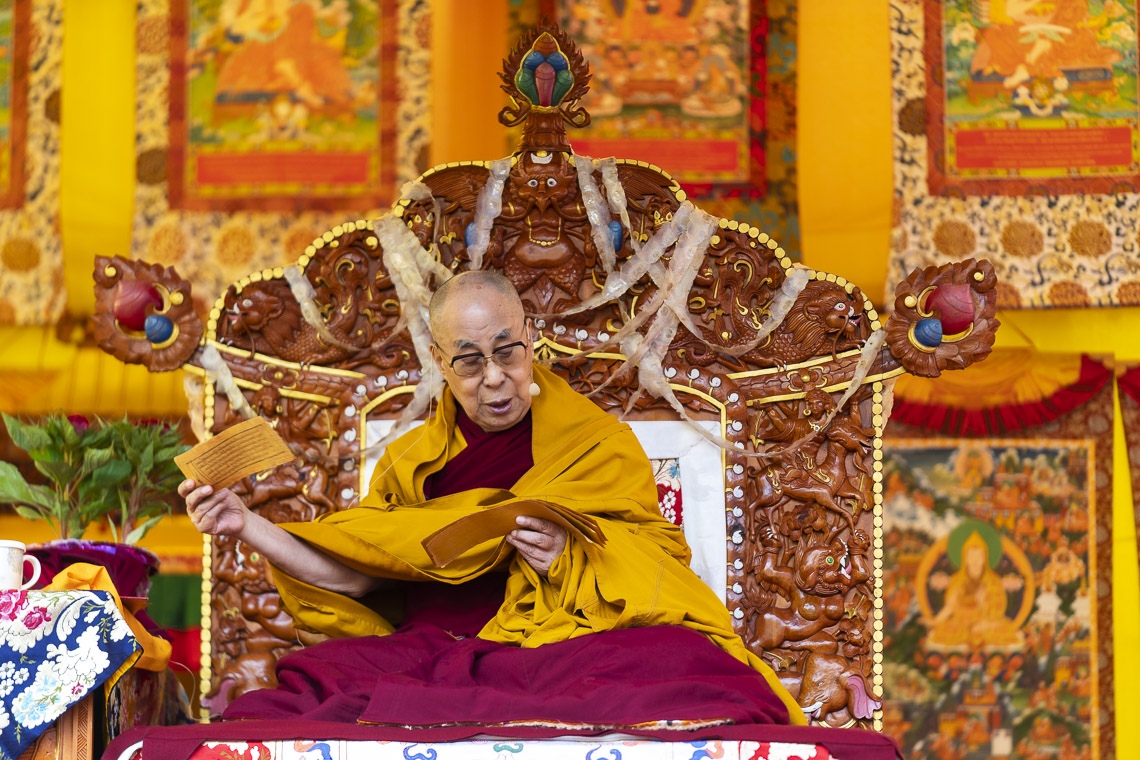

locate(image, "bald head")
[[428, 270, 535, 432], [429, 270, 524, 340]]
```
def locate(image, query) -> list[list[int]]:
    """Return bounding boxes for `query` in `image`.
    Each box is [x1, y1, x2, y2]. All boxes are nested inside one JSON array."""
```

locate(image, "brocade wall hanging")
[[133, 0, 432, 316], [889, 0, 1140, 308], [881, 351, 1115, 759], [510, 0, 801, 258], [0, 0, 62, 326]]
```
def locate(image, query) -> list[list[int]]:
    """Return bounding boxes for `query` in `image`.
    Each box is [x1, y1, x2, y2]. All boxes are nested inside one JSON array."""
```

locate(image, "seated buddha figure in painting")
[[970, 0, 1123, 89], [922, 522, 1028, 650]]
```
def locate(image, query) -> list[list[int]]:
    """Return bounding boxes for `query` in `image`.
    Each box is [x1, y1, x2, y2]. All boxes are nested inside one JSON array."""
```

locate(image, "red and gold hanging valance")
[[890, 349, 1112, 436], [1117, 364, 1140, 406]]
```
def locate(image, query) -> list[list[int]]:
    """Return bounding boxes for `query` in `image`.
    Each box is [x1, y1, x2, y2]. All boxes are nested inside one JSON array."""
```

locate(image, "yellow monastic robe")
[[272, 363, 805, 724]]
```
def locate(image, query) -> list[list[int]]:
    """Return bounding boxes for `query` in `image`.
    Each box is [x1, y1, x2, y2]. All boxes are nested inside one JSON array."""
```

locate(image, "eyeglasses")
[[444, 341, 529, 378]]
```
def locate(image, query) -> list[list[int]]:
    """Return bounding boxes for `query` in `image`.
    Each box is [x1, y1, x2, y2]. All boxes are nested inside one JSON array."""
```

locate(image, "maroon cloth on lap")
[[224, 628, 454, 723], [423, 409, 534, 499], [224, 625, 792, 727], [401, 573, 507, 636]]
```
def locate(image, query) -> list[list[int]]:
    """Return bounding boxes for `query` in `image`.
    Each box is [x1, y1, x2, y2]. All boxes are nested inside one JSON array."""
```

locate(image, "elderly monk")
[[180, 270, 805, 728]]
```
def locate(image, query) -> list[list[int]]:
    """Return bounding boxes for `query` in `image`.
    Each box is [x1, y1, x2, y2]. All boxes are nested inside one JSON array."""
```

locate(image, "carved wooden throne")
[[93, 22, 998, 731]]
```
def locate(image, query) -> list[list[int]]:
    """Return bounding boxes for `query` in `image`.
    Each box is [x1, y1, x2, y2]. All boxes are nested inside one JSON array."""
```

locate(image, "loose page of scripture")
[[174, 416, 294, 489]]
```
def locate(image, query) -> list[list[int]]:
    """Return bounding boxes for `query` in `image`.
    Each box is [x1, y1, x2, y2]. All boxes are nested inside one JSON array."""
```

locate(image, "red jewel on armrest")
[[113, 281, 163, 333], [926, 283, 975, 335]]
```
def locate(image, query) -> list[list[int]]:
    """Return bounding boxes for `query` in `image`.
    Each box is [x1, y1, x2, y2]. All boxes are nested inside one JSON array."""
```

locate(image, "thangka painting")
[[881, 432, 1114, 757], [511, 1, 800, 258], [555, 0, 759, 191], [134, 0, 431, 316], [0, 0, 62, 325], [889, 0, 1140, 308]]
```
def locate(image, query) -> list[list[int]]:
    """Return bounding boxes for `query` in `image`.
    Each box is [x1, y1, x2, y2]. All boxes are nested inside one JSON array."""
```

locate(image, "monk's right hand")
[[179, 479, 248, 537]]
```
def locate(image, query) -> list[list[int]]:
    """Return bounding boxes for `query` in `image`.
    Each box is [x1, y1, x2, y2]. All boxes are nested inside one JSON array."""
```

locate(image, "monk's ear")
[[428, 344, 447, 375]]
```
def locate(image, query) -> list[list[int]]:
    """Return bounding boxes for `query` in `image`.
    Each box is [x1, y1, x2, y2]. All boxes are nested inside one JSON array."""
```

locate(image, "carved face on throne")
[[225, 282, 288, 335], [803, 389, 837, 423], [251, 385, 285, 417], [505, 152, 581, 267], [762, 281, 869, 366], [496, 151, 593, 311], [810, 287, 864, 342], [794, 539, 853, 596]]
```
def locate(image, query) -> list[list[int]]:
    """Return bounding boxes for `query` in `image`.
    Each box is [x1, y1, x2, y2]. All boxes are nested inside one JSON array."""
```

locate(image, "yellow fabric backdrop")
[[2, 0, 1134, 743]]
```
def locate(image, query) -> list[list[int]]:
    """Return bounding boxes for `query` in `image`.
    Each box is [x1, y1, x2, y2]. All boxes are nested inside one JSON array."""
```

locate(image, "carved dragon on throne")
[[90, 21, 999, 729]]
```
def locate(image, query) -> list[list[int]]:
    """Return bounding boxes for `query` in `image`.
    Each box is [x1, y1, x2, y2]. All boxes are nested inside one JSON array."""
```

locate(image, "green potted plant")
[[0, 413, 191, 595]]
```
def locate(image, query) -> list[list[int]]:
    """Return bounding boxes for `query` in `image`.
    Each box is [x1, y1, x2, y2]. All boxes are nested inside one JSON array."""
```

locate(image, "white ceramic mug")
[[0, 540, 41, 591]]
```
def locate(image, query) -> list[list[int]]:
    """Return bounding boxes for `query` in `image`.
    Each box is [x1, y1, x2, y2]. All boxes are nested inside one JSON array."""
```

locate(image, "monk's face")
[[430, 287, 534, 432], [964, 543, 987, 581]]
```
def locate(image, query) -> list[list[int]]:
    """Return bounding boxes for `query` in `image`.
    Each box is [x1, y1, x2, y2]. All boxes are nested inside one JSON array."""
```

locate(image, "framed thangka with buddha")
[[926, 0, 1139, 195], [170, 0, 403, 211], [132, 0, 430, 316], [881, 435, 1112, 757], [548, 0, 763, 194], [889, 0, 1140, 308]]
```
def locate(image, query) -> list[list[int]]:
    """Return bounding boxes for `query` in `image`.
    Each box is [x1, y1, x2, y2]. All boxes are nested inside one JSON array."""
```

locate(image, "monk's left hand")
[[508, 516, 567, 578]]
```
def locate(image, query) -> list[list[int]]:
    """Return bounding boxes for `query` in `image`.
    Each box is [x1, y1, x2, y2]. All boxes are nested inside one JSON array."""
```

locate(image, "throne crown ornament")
[[500, 22, 593, 153]]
